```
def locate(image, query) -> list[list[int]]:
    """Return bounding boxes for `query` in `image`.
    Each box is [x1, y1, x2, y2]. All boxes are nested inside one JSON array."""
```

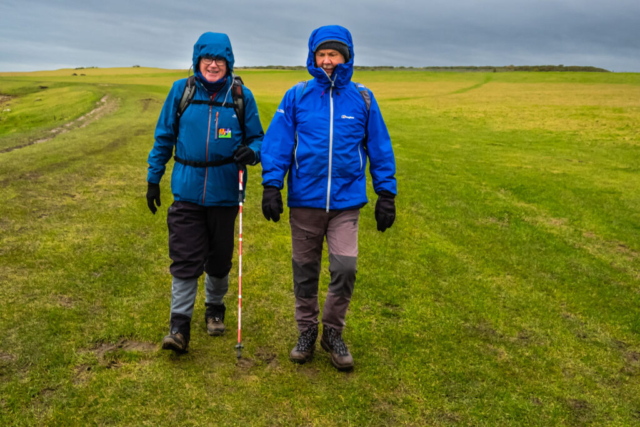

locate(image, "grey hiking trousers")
[[290, 208, 359, 333]]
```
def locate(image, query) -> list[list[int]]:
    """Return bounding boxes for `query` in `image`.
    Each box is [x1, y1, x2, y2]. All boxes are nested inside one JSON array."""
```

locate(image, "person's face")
[[315, 49, 345, 77], [199, 57, 227, 82]]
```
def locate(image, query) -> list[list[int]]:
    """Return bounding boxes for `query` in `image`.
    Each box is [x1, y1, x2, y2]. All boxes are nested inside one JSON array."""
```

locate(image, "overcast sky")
[[1, 0, 639, 72]]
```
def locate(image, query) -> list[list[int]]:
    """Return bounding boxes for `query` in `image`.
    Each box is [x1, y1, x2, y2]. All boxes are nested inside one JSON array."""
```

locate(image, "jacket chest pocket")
[[208, 107, 242, 160], [331, 118, 367, 177]]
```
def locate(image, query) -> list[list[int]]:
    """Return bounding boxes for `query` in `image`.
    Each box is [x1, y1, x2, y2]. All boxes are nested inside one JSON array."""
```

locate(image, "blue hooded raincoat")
[[147, 32, 264, 206], [261, 25, 396, 211]]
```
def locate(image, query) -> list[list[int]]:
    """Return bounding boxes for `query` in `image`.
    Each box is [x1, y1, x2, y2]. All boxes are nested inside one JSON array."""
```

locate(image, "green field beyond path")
[[1, 67, 640, 425]]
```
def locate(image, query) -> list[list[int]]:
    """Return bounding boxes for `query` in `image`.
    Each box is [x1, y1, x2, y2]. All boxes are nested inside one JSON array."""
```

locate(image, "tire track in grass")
[[0, 95, 118, 154], [449, 74, 493, 95], [385, 75, 494, 103]]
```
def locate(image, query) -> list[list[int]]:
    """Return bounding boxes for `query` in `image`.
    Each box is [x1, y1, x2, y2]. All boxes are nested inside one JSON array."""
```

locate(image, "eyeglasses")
[[201, 57, 226, 66]]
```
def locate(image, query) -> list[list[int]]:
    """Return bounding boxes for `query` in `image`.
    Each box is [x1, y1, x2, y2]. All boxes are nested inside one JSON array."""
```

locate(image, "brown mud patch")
[[91, 339, 157, 358], [466, 321, 501, 340], [0, 352, 15, 363], [235, 357, 255, 371], [73, 364, 93, 384], [622, 351, 640, 376], [140, 98, 160, 112], [83, 339, 157, 368], [255, 347, 277, 363], [0, 95, 13, 106], [255, 347, 279, 368], [56, 295, 74, 308], [0, 95, 118, 154], [566, 398, 594, 423]]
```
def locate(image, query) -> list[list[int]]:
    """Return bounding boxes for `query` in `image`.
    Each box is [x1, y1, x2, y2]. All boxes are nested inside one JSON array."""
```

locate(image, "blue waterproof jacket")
[[147, 32, 264, 206], [261, 25, 396, 211]]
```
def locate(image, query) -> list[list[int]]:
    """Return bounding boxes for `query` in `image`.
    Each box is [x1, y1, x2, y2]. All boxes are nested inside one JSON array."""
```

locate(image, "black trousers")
[[167, 201, 239, 279]]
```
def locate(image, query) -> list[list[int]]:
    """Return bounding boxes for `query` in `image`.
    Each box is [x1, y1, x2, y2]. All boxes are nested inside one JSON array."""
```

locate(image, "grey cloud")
[[1, 0, 639, 72]]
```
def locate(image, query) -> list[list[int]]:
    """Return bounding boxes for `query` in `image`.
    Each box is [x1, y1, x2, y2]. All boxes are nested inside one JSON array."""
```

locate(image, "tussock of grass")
[[1, 69, 640, 425]]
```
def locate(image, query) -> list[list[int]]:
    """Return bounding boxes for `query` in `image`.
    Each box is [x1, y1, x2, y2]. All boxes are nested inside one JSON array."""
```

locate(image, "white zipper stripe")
[[294, 131, 299, 170], [358, 145, 363, 170], [326, 86, 334, 212]]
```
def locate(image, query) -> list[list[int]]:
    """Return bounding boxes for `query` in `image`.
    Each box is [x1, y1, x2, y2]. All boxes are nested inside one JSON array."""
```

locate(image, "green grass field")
[[1, 67, 639, 426]]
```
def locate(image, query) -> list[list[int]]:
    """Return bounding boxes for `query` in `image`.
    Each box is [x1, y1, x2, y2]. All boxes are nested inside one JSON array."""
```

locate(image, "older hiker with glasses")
[[260, 25, 397, 371], [146, 32, 264, 353]]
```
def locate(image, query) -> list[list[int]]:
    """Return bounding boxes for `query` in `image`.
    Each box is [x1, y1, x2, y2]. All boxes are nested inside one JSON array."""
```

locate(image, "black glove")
[[262, 186, 283, 222], [375, 191, 396, 232], [147, 182, 161, 214], [233, 146, 256, 166]]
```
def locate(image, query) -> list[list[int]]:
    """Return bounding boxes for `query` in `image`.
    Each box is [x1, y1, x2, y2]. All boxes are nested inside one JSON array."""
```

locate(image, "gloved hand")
[[233, 146, 256, 166], [375, 191, 396, 232], [147, 182, 161, 214], [262, 185, 283, 222]]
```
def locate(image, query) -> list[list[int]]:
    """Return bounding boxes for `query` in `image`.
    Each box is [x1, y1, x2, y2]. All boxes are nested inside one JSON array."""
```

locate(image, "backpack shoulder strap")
[[174, 75, 197, 136], [353, 82, 371, 112], [293, 80, 308, 114], [353, 82, 371, 149], [231, 74, 247, 145]]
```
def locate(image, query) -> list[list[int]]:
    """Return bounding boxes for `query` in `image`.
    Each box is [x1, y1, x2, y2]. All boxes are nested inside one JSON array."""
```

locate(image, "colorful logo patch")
[[218, 128, 232, 138]]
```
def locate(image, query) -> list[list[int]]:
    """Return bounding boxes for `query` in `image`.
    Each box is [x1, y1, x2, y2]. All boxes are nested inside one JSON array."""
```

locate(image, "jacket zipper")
[[202, 105, 213, 204], [326, 84, 334, 212], [215, 111, 219, 139], [294, 132, 299, 169], [358, 144, 363, 170]]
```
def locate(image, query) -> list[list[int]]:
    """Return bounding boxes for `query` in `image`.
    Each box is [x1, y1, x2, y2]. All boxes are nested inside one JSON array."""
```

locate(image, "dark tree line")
[[236, 65, 610, 72]]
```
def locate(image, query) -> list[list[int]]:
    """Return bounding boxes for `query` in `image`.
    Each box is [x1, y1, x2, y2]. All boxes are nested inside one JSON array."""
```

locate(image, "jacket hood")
[[192, 32, 235, 72], [307, 25, 354, 88]]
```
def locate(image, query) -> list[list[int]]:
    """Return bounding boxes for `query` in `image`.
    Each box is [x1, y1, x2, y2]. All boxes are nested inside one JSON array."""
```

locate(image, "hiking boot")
[[205, 303, 225, 336], [163, 314, 191, 354], [289, 325, 318, 364], [206, 316, 225, 336], [162, 332, 189, 354], [321, 326, 354, 371]]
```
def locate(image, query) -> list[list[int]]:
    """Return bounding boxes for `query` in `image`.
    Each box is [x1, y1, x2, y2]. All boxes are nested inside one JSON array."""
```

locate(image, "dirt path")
[[0, 95, 118, 154]]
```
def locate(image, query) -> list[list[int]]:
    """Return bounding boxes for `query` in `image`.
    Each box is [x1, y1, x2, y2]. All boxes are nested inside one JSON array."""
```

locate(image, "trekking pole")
[[235, 169, 244, 359]]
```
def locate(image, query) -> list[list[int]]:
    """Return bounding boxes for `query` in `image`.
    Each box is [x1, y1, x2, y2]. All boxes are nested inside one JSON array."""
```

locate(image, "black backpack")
[[173, 74, 247, 168]]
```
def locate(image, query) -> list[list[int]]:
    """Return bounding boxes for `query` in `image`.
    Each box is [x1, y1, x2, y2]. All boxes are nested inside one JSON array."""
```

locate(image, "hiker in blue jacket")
[[261, 25, 397, 371], [146, 32, 264, 353]]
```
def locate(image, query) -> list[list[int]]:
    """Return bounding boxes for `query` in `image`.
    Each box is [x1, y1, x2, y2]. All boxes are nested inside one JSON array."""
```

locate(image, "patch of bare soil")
[[140, 98, 160, 112], [74, 364, 93, 384], [621, 351, 640, 376], [236, 357, 255, 370], [91, 339, 157, 358], [56, 295, 74, 308], [255, 347, 276, 362], [82, 339, 156, 369], [567, 398, 594, 423], [255, 347, 279, 368], [0, 95, 12, 106], [465, 321, 501, 340], [0, 95, 118, 154], [0, 352, 15, 363]]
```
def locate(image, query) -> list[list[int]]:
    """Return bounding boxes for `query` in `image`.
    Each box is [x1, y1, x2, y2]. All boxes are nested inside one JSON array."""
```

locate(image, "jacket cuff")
[[263, 180, 283, 190]]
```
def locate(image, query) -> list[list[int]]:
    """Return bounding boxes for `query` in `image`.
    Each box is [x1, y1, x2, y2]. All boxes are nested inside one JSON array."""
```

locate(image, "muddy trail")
[[0, 95, 118, 154]]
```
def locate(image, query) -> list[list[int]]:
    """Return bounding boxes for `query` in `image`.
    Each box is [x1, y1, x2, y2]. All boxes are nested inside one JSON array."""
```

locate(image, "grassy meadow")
[[1, 67, 639, 425]]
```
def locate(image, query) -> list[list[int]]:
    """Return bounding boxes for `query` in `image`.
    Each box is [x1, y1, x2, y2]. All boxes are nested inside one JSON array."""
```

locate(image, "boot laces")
[[296, 326, 318, 352], [328, 328, 349, 356]]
